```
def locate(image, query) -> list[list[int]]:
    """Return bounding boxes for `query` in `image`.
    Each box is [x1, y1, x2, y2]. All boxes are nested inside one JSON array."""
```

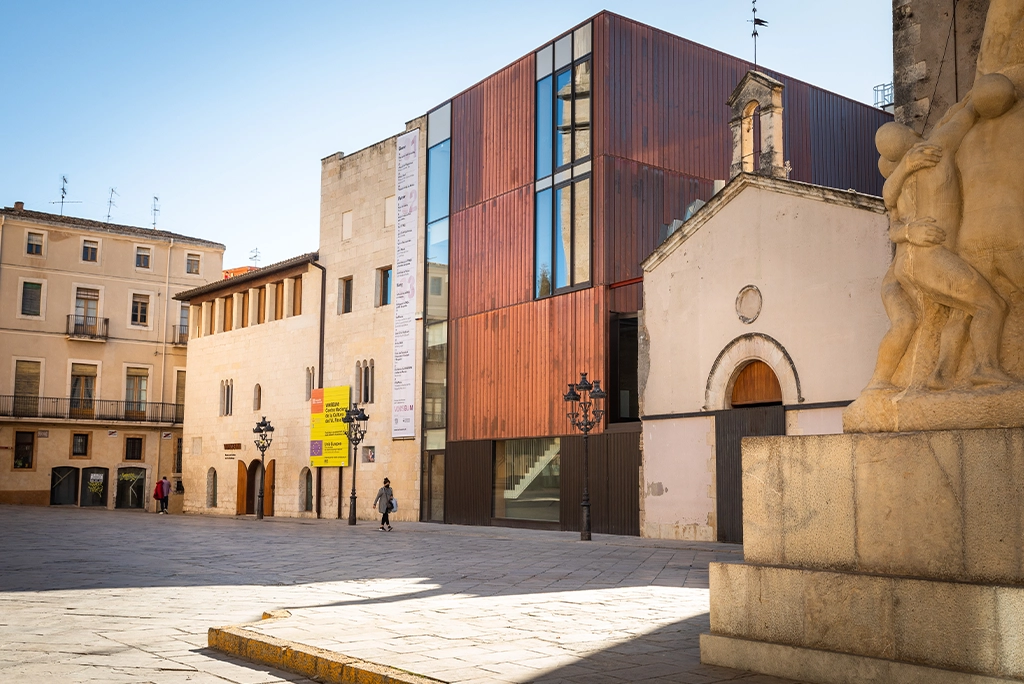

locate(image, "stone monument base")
[[844, 385, 1024, 433], [700, 428, 1024, 683]]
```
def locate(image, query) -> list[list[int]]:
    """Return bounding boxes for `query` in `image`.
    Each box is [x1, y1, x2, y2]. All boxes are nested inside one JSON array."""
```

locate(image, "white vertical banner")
[[392, 129, 419, 438]]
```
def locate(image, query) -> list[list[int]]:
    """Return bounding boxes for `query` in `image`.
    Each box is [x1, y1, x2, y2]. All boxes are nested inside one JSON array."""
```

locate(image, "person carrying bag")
[[373, 478, 395, 531]]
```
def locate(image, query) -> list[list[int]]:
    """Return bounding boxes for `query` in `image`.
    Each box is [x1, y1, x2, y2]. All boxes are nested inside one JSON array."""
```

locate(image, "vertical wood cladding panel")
[[560, 427, 640, 536], [451, 56, 534, 214], [594, 13, 889, 196], [449, 286, 607, 442], [449, 187, 533, 320], [444, 440, 493, 526], [596, 155, 716, 289]]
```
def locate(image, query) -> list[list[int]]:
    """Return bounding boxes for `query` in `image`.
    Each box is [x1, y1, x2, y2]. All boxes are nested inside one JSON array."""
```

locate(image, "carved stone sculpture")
[[845, 0, 1024, 432]]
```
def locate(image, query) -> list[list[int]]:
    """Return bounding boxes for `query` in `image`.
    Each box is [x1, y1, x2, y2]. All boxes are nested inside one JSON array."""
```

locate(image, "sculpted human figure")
[[868, 92, 1011, 390]]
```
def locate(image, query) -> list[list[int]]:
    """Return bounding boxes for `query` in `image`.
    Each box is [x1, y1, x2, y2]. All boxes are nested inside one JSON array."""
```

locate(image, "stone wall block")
[[708, 561, 753, 636], [893, 580, 999, 674], [740, 436, 784, 563], [803, 571, 894, 659], [996, 587, 1024, 678], [963, 429, 1023, 582], [853, 431, 963, 578], [750, 565, 806, 645]]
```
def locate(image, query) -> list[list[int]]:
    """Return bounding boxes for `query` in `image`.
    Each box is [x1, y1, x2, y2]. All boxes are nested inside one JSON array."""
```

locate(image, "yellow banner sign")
[[310, 386, 350, 467]]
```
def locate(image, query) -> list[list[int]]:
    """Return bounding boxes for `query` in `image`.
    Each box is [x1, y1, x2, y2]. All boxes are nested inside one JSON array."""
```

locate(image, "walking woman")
[[373, 477, 394, 531]]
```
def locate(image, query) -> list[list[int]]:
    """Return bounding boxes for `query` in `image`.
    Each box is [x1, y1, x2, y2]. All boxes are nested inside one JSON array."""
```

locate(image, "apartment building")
[[0, 202, 224, 511]]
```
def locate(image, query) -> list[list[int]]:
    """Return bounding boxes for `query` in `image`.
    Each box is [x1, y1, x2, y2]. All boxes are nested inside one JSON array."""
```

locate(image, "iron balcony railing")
[[172, 324, 189, 345], [66, 315, 109, 340], [1, 395, 184, 424]]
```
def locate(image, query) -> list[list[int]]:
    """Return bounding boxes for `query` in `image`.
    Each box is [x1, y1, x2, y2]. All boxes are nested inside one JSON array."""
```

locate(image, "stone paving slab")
[[0, 505, 804, 684]]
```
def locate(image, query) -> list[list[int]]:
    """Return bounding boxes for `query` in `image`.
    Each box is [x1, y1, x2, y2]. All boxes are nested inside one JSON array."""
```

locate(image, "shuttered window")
[[21, 282, 42, 316], [14, 361, 41, 397], [125, 437, 143, 461]]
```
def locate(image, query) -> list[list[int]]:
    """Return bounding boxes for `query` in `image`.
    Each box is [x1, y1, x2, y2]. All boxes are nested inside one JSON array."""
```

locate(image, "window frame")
[[536, 174, 592, 298], [130, 293, 151, 327], [376, 267, 393, 307], [18, 278, 45, 318], [185, 252, 202, 276], [25, 231, 45, 257], [123, 434, 145, 462], [127, 290, 155, 329], [339, 277, 354, 314], [70, 432, 92, 459], [80, 237, 100, 264], [134, 245, 153, 270], [13, 431, 36, 470]]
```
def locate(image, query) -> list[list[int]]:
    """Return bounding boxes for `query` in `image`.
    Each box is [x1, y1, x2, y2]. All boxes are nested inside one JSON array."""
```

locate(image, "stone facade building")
[[175, 253, 321, 518], [0, 202, 224, 511], [177, 120, 427, 522]]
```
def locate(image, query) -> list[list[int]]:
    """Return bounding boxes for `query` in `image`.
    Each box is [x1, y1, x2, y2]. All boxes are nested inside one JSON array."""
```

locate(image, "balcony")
[[0, 395, 184, 424], [66, 315, 109, 341], [171, 324, 189, 345]]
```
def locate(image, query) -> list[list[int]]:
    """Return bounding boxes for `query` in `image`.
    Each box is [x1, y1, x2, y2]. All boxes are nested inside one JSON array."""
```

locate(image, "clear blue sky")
[[0, 1, 892, 268]]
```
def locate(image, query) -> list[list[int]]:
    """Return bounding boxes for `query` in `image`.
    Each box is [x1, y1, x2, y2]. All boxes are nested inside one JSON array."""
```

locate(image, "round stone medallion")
[[735, 285, 762, 324]]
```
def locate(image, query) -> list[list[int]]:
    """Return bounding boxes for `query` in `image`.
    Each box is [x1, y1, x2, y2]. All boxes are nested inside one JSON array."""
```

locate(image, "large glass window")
[[493, 438, 561, 522], [536, 76, 553, 179], [535, 179, 590, 297], [534, 28, 592, 300], [426, 140, 451, 224]]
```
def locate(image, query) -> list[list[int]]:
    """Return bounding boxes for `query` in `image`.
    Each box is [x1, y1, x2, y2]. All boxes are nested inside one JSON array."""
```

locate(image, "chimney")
[[726, 71, 786, 179], [13, 201, 24, 212]]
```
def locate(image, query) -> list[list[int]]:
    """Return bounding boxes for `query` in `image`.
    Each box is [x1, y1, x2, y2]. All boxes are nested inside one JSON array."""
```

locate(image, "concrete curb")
[[208, 610, 446, 684]]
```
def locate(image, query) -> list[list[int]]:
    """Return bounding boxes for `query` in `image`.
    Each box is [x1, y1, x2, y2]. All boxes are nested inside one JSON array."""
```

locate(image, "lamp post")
[[252, 416, 275, 521], [564, 372, 606, 541], [342, 404, 369, 525]]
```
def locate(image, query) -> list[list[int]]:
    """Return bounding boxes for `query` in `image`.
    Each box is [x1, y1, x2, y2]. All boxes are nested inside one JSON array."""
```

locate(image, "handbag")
[[389, 497, 398, 512]]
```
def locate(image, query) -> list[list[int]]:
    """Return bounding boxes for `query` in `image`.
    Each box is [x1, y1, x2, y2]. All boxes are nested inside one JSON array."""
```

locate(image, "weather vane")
[[749, 0, 769, 70]]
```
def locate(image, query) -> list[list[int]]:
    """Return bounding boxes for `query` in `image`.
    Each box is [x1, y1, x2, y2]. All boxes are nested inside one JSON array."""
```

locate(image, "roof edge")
[[641, 174, 885, 272], [174, 251, 319, 301]]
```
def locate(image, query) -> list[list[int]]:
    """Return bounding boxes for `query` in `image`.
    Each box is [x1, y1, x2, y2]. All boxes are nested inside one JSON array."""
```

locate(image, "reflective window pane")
[[426, 140, 451, 224], [573, 61, 591, 161], [535, 189, 553, 298], [555, 69, 572, 169], [535, 76, 553, 179], [573, 23, 592, 60], [573, 178, 591, 285], [554, 185, 570, 290], [426, 263, 449, 323], [427, 217, 449, 266], [493, 438, 560, 522], [424, 319, 447, 430]]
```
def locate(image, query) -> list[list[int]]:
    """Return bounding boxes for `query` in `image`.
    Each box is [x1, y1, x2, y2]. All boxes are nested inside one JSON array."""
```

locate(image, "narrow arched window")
[[368, 359, 375, 403], [362, 360, 371, 403], [301, 467, 313, 512], [206, 468, 218, 508], [253, 384, 261, 411], [355, 361, 363, 403]]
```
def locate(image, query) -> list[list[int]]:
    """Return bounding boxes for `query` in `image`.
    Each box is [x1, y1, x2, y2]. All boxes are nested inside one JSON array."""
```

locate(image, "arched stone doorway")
[[712, 355, 788, 544], [245, 460, 261, 515]]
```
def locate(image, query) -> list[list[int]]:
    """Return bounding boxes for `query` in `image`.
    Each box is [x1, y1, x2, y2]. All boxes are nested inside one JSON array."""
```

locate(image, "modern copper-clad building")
[[419, 11, 891, 533]]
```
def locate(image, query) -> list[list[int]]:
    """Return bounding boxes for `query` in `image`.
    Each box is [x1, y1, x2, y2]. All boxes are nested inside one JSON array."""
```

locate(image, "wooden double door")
[[236, 459, 275, 516]]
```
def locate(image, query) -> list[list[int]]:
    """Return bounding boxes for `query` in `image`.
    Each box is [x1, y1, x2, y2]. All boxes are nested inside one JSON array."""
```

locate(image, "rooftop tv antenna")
[[151, 196, 160, 229], [105, 187, 119, 222], [749, 0, 769, 69], [249, 248, 261, 267], [50, 175, 82, 216]]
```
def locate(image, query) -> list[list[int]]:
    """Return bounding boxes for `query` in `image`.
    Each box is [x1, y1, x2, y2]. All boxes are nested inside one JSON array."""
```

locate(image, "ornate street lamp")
[[252, 416, 275, 521], [342, 404, 369, 525], [564, 372, 606, 541]]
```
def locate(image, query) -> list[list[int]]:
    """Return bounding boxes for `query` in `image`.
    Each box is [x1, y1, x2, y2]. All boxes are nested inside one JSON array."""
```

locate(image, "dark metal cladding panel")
[[450, 55, 534, 214], [449, 186, 534, 320], [560, 427, 640, 536], [714, 405, 785, 543], [595, 13, 889, 195], [444, 440, 494, 526], [448, 286, 607, 442]]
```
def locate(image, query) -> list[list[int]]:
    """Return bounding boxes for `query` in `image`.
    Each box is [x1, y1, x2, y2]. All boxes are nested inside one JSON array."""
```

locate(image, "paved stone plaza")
[[0, 505, 801, 683]]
